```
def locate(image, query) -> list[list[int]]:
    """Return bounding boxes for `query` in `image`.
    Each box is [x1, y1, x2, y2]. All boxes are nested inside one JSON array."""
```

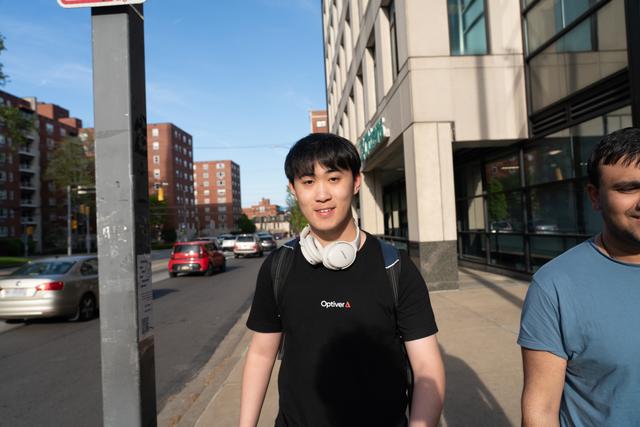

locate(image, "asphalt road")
[[0, 253, 265, 427]]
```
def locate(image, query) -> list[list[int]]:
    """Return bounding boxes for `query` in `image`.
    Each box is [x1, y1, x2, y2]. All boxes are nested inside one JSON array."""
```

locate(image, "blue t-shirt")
[[518, 239, 640, 427]]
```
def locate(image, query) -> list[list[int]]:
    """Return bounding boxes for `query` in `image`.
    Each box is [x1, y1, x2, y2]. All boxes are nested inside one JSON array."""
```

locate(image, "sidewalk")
[[187, 267, 530, 427]]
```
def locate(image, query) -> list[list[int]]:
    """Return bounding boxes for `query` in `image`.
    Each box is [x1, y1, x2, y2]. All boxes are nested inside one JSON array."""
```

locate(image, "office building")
[[193, 160, 241, 234], [323, 0, 638, 286]]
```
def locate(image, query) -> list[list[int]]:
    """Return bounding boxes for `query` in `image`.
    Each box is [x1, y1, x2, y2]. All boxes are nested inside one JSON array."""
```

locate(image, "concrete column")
[[359, 170, 384, 235], [403, 122, 458, 290]]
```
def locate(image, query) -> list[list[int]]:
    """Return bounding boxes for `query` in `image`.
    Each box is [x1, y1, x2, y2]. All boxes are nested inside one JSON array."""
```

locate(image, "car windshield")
[[260, 237, 273, 242], [173, 245, 201, 254], [221, 235, 235, 240], [11, 261, 75, 276], [237, 236, 255, 242]]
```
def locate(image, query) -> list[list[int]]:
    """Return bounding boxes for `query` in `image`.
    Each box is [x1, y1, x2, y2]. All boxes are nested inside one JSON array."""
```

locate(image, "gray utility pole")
[[67, 185, 72, 256], [92, 4, 157, 427]]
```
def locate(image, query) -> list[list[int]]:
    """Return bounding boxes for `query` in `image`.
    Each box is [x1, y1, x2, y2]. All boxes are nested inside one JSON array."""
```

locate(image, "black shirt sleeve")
[[396, 250, 438, 341], [246, 252, 283, 333]]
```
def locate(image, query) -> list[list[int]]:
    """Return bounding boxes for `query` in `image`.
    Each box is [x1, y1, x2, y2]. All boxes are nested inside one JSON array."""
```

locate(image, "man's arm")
[[239, 331, 282, 427], [521, 348, 566, 427], [405, 334, 445, 427]]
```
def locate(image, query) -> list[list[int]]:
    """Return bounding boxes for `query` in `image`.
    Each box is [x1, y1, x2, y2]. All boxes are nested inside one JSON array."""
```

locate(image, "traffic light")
[[72, 219, 78, 230], [158, 187, 164, 202]]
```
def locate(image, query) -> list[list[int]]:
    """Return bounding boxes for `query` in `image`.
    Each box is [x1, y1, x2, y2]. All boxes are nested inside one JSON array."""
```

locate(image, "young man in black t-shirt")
[[240, 133, 445, 427]]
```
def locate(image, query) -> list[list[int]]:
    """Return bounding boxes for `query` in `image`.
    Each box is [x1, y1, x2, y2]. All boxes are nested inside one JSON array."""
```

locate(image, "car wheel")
[[71, 293, 97, 322], [259, 251, 264, 258], [169, 272, 178, 278], [219, 260, 226, 272], [204, 263, 214, 276], [234, 254, 239, 259]]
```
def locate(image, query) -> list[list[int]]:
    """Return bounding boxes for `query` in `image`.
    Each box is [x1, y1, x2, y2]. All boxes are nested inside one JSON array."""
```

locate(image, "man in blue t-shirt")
[[518, 127, 640, 426]]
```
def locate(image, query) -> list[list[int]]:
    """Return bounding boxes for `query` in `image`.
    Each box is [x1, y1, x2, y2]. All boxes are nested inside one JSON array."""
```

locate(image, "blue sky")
[[0, 0, 326, 207]]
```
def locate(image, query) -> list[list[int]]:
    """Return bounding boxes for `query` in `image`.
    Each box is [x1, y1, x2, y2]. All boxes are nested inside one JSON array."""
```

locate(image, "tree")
[[44, 136, 95, 189], [237, 214, 257, 233], [286, 186, 307, 234], [0, 33, 35, 148], [149, 194, 168, 241]]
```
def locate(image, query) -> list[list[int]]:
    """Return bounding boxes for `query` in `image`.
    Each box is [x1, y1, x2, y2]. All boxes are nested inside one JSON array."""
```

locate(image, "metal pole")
[[86, 206, 91, 254], [92, 5, 156, 427], [67, 185, 72, 256], [625, 0, 640, 126]]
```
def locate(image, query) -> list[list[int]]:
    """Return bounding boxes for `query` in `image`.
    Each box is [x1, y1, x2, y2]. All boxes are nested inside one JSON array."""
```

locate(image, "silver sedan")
[[0, 255, 99, 321]]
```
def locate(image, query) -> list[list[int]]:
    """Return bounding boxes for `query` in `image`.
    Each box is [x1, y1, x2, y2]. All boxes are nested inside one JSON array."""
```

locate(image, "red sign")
[[58, 0, 145, 8]]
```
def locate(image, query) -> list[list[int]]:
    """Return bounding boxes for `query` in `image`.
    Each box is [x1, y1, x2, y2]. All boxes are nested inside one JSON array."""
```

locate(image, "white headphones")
[[299, 222, 362, 270]]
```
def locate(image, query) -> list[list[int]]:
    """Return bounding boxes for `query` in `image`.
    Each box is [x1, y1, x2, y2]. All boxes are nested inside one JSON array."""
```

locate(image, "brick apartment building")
[[243, 198, 291, 236], [193, 160, 241, 235], [243, 198, 280, 219], [310, 110, 328, 133], [147, 123, 196, 240], [0, 89, 83, 253]]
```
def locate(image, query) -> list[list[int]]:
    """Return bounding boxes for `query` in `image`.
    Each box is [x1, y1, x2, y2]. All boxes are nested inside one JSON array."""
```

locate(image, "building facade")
[[243, 198, 291, 236], [0, 90, 83, 253], [323, 0, 638, 287], [193, 160, 241, 235], [310, 110, 329, 133], [147, 123, 196, 241], [243, 197, 281, 219]]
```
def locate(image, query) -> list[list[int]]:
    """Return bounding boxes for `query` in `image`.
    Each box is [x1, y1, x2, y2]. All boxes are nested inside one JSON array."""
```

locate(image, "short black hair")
[[284, 133, 361, 183], [587, 127, 640, 187]]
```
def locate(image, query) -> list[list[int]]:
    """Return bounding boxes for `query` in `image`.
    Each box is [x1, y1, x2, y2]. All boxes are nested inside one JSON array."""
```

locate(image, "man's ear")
[[353, 172, 362, 195], [288, 182, 297, 200], [586, 183, 601, 211]]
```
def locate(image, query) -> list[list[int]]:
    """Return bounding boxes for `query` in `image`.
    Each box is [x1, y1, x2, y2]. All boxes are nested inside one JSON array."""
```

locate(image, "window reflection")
[[525, 132, 573, 186], [488, 191, 523, 232], [485, 155, 520, 192], [529, 0, 627, 111], [528, 182, 578, 233]]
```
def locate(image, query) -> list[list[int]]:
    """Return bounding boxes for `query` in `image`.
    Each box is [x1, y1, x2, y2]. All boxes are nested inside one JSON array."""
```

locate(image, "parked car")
[[0, 255, 99, 321], [219, 234, 237, 252], [259, 235, 277, 252], [168, 241, 226, 277], [234, 234, 263, 258]]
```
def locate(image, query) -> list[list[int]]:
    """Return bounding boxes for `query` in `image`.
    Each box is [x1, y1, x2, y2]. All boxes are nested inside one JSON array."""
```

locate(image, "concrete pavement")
[[177, 266, 529, 427]]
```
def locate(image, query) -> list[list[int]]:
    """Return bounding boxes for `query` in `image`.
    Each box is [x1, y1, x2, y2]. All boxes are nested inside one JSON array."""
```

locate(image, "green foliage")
[[286, 186, 307, 234], [0, 33, 7, 86], [149, 194, 168, 231], [487, 179, 508, 221], [237, 214, 256, 233], [0, 256, 28, 267], [44, 136, 95, 190]]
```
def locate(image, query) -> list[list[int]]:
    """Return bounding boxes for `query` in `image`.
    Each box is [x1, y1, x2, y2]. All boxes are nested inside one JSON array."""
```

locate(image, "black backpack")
[[269, 236, 414, 406]]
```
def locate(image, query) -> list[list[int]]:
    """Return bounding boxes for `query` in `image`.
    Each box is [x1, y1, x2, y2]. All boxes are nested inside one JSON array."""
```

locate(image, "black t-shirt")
[[247, 233, 438, 427]]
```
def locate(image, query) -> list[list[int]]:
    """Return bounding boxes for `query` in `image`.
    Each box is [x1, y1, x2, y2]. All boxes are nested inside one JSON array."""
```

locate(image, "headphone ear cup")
[[323, 241, 357, 270], [301, 234, 324, 264]]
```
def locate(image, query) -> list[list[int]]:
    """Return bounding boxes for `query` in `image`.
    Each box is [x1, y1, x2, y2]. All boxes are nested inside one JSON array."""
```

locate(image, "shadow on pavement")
[[442, 349, 512, 427], [153, 288, 179, 300], [459, 267, 524, 309]]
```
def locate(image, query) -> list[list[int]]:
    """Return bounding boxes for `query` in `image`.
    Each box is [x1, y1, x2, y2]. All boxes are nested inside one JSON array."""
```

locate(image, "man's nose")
[[314, 181, 331, 202]]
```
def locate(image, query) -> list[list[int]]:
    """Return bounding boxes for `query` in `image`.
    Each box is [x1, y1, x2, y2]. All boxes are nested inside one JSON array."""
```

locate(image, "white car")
[[219, 234, 237, 252]]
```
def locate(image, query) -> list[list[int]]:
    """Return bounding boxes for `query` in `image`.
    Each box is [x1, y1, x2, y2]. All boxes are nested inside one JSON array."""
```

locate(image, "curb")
[[158, 309, 252, 427]]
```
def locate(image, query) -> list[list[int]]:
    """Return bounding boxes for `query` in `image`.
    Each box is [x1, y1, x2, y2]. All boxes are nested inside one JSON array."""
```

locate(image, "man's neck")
[[598, 229, 640, 264], [309, 218, 364, 248]]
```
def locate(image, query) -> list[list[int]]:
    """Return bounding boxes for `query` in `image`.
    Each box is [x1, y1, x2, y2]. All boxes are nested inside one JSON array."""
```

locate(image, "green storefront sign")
[[357, 118, 389, 163]]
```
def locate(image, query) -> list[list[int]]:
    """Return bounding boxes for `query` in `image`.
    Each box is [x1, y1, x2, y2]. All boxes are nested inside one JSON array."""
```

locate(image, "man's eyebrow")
[[611, 180, 640, 190]]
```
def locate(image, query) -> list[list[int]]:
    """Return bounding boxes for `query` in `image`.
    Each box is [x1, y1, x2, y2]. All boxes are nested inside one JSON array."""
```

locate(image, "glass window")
[[525, 132, 573, 185], [488, 190, 524, 232], [530, 235, 583, 271], [455, 164, 483, 198], [457, 197, 485, 231], [529, 0, 627, 112], [153, 155, 160, 164], [485, 155, 521, 192], [152, 128, 159, 137], [460, 233, 486, 259], [152, 142, 159, 150], [528, 181, 578, 233], [525, 0, 596, 54], [448, 0, 488, 55], [490, 234, 525, 270]]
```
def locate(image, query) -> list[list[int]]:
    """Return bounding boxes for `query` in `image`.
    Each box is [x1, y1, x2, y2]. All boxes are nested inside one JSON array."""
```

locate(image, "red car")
[[168, 241, 226, 278]]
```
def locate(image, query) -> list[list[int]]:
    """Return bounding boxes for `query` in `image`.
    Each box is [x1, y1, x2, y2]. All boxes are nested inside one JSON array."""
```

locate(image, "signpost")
[[59, 1, 156, 426]]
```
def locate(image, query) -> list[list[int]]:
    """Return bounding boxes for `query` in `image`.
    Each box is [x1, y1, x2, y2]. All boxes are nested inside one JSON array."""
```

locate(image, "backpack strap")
[[379, 239, 401, 308], [271, 237, 299, 310]]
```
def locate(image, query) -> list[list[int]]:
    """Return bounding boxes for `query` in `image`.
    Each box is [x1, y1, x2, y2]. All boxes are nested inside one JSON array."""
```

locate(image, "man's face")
[[588, 160, 640, 249], [289, 162, 361, 235]]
